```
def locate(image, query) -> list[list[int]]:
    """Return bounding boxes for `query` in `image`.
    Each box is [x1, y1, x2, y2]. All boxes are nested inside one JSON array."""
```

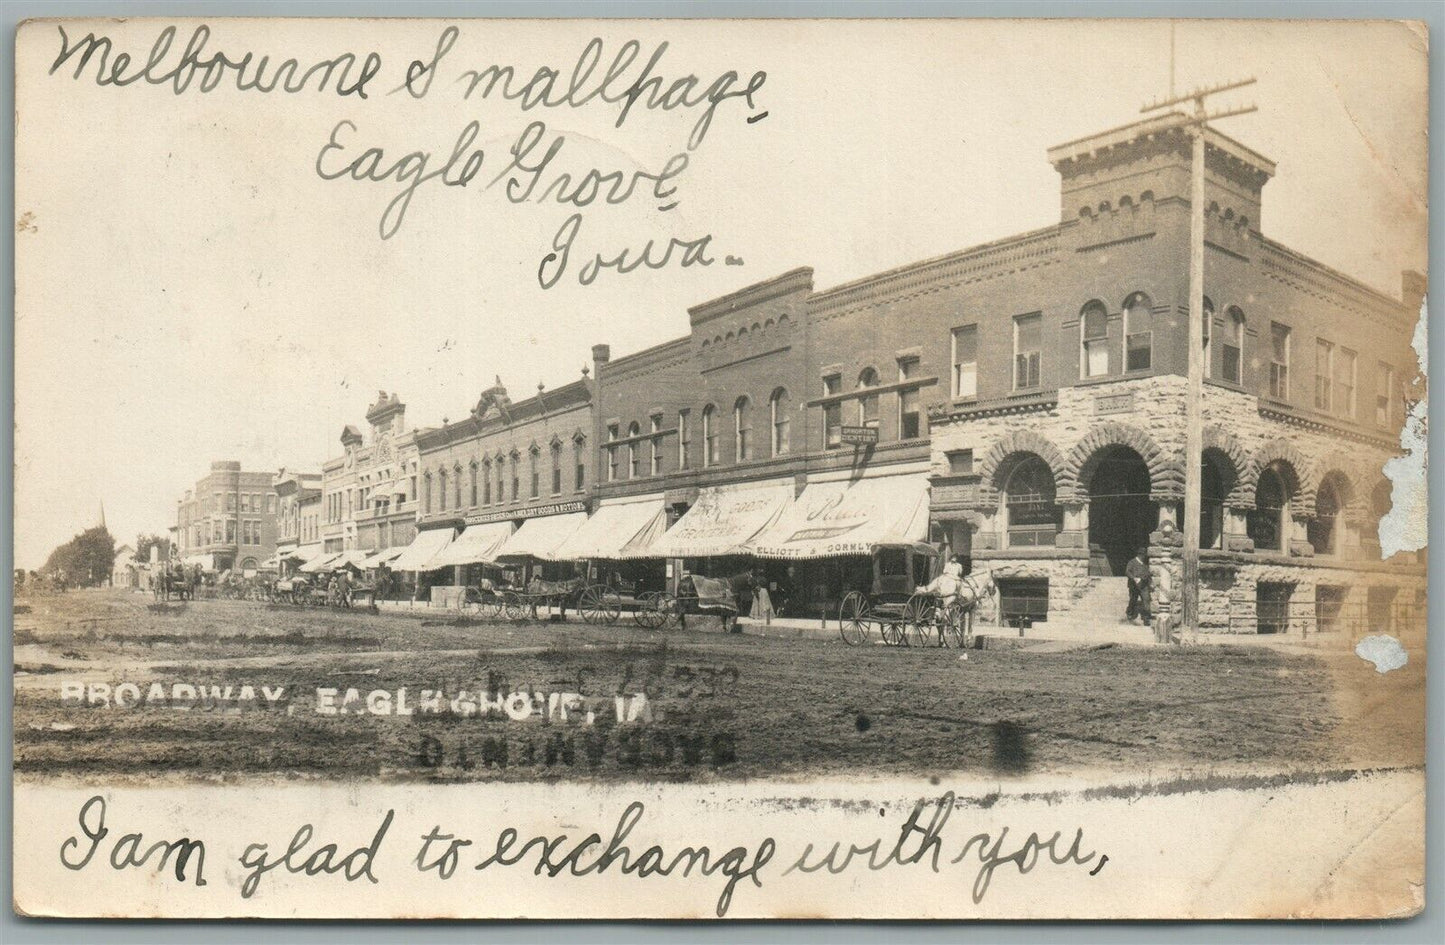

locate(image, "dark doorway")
[[1087, 445, 1156, 576]]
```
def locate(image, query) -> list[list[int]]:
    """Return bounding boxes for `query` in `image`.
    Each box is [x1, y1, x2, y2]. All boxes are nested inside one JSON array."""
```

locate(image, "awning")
[[389, 527, 456, 572], [360, 546, 406, 568], [330, 550, 374, 570], [282, 543, 324, 563], [260, 556, 280, 569], [494, 512, 589, 562], [552, 496, 669, 560], [749, 473, 932, 559], [651, 480, 795, 558], [427, 521, 515, 568], [299, 552, 343, 573]]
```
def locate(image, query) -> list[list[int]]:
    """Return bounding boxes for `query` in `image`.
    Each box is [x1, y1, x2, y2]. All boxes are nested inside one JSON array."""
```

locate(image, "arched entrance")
[[1085, 445, 1156, 575]]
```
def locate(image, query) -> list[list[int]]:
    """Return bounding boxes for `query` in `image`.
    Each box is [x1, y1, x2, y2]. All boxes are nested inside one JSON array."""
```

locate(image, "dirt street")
[[13, 589, 1424, 783]]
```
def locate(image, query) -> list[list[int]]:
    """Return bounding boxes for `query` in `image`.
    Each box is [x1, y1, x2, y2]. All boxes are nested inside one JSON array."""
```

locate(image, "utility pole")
[[1140, 77, 1256, 637]]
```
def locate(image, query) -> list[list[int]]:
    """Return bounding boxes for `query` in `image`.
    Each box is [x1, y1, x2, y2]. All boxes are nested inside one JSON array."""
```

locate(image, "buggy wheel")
[[839, 591, 871, 646], [654, 593, 680, 630], [634, 592, 665, 630], [941, 602, 968, 649], [578, 585, 605, 624], [902, 593, 937, 647], [477, 594, 503, 620], [502, 591, 527, 621], [879, 617, 907, 647], [459, 595, 482, 619], [579, 585, 623, 625]]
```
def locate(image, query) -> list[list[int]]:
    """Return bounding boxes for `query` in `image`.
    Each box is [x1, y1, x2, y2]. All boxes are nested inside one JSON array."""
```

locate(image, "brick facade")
[[174, 461, 278, 573]]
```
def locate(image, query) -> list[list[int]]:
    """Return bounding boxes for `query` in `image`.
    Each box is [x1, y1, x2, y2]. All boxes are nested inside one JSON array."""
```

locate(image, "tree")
[[42, 526, 115, 587], [135, 533, 170, 564]]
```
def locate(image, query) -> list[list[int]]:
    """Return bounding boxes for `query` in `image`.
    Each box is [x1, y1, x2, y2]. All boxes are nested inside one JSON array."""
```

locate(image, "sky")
[[12, 17, 1429, 569]]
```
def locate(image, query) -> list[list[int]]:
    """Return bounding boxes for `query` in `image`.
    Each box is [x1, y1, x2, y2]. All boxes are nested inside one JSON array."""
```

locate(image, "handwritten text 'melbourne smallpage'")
[[48, 23, 770, 286]]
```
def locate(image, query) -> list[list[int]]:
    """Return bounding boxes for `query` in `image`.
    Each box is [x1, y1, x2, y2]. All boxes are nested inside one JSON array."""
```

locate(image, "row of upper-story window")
[[327, 479, 419, 522], [182, 491, 277, 521], [602, 361, 930, 482], [947, 295, 1407, 428], [422, 441, 588, 515], [185, 518, 269, 546]]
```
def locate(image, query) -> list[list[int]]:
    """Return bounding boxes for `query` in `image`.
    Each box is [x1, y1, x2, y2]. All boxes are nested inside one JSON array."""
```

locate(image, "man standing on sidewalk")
[[1125, 547, 1152, 625]]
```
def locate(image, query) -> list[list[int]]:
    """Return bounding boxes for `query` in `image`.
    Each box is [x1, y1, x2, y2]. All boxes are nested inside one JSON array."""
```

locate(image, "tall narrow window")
[[483, 460, 492, 505], [510, 455, 519, 501], [575, 441, 586, 491], [454, 466, 462, 509], [1080, 301, 1108, 378], [529, 450, 540, 498], [734, 397, 752, 460], [438, 470, 448, 511], [628, 421, 642, 477], [1223, 306, 1244, 384], [1014, 313, 1042, 389], [1376, 362, 1395, 427], [1335, 347, 1357, 418], [857, 369, 879, 430], [678, 410, 691, 470], [551, 444, 562, 495], [770, 388, 791, 455], [607, 423, 619, 482], [952, 325, 978, 397], [1124, 293, 1152, 371], [496, 461, 505, 505], [1315, 338, 1334, 412], [1202, 297, 1214, 378], [650, 415, 663, 475], [702, 405, 718, 466], [897, 359, 921, 439], [822, 374, 842, 447], [470, 462, 479, 506], [423, 474, 432, 514], [1270, 322, 1291, 399]]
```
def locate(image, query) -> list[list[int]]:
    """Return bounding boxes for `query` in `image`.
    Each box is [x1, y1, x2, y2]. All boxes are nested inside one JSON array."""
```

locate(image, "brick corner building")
[[174, 461, 279, 574]]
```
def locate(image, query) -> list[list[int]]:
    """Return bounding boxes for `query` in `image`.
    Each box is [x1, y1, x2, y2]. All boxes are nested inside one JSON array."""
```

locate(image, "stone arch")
[[1251, 438, 1315, 517], [974, 430, 1069, 509], [1315, 451, 1371, 523], [1202, 425, 1255, 505], [1062, 421, 1182, 501]]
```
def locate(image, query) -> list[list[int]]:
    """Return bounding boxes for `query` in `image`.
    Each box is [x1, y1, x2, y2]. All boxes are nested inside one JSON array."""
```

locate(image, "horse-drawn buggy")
[[837, 545, 993, 648], [152, 566, 195, 602]]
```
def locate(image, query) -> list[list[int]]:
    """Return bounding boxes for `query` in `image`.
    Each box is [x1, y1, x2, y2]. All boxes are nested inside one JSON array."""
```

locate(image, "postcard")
[[11, 16, 1428, 919]]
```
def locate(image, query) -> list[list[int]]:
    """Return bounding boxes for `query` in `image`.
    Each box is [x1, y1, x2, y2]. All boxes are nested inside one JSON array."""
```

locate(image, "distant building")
[[319, 392, 423, 556], [110, 544, 136, 588], [272, 467, 323, 572], [174, 461, 279, 573]]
